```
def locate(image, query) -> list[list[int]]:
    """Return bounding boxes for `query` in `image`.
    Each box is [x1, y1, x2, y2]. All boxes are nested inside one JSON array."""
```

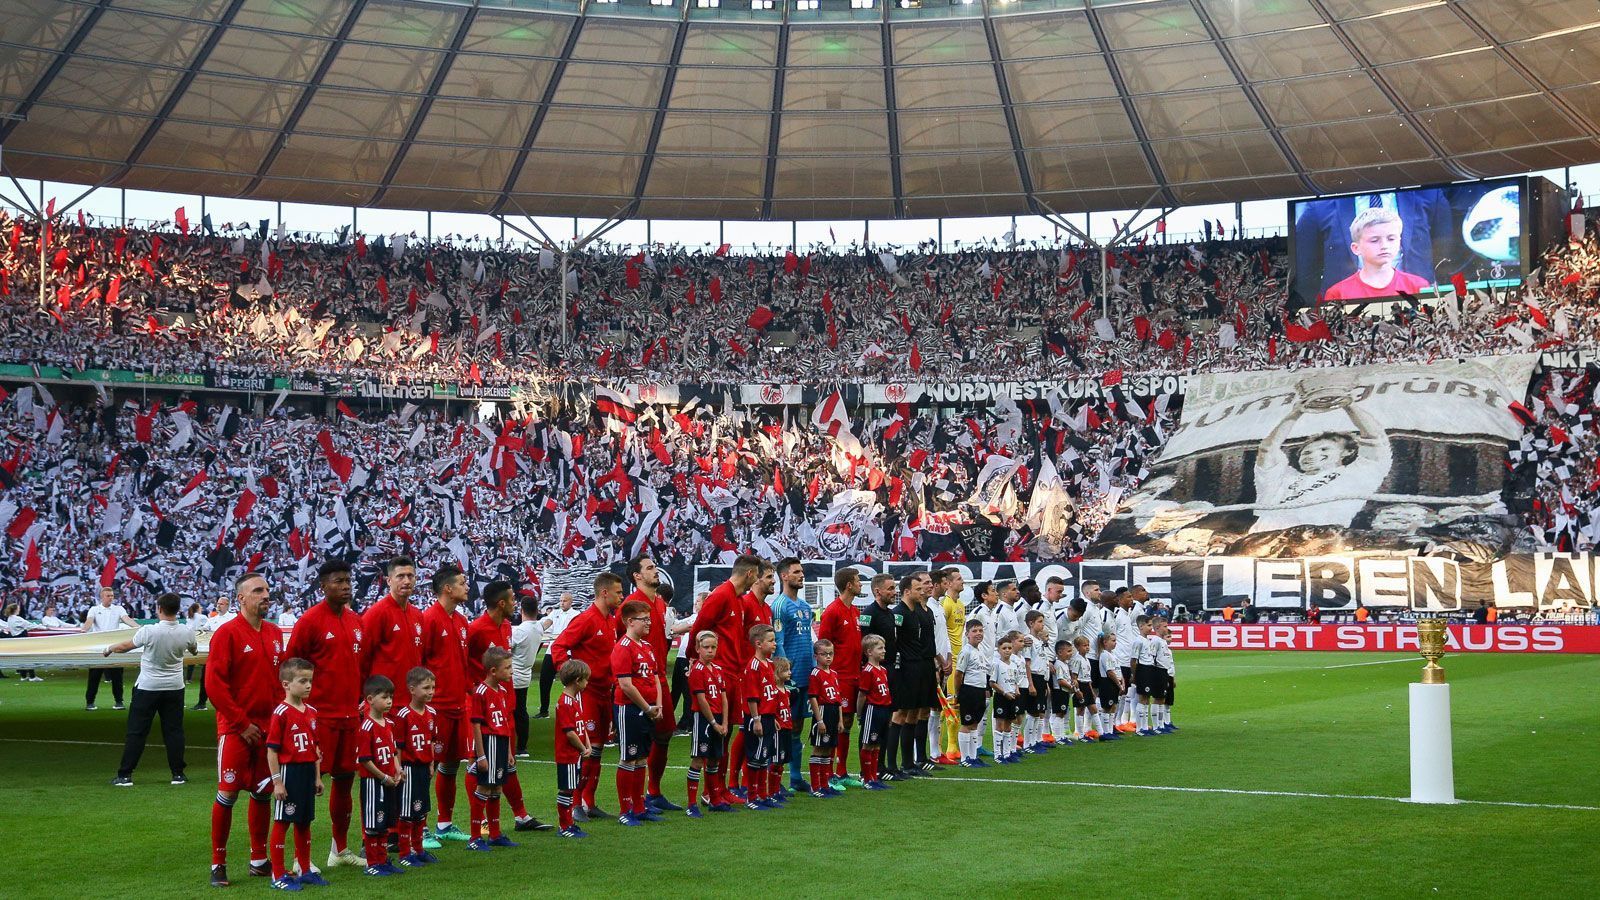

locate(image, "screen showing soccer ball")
[[1288, 177, 1523, 307]]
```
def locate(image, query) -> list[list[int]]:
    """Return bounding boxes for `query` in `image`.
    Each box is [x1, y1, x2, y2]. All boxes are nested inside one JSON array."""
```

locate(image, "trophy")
[[1417, 618, 1447, 685]]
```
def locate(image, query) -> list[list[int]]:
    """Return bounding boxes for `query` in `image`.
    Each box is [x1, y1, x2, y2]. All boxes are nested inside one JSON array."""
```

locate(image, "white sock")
[[1135, 702, 1146, 730], [990, 710, 1000, 754]]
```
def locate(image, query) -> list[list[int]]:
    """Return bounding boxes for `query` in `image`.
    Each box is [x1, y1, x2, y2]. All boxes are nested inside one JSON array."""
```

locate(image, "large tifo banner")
[[1090, 355, 1540, 559], [688, 555, 1599, 613]]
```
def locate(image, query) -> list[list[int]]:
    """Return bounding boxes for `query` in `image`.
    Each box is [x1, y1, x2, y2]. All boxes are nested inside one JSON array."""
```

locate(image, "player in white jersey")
[[953, 621, 991, 767], [1152, 622, 1177, 733], [1069, 637, 1097, 740], [1111, 596, 1142, 731], [1020, 610, 1057, 753], [1049, 640, 1076, 745], [1132, 617, 1161, 735], [965, 582, 1001, 757], [989, 632, 1026, 764]]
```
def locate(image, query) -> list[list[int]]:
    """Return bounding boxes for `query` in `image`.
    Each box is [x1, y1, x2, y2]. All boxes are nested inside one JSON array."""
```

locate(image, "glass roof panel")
[[1253, 71, 1395, 127], [782, 67, 888, 111], [414, 98, 534, 147], [1003, 55, 1118, 103], [549, 62, 668, 108], [1339, 5, 1484, 66], [891, 22, 993, 65], [231, 0, 354, 38], [892, 63, 1002, 108], [1133, 87, 1265, 138], [897, 108, 1014, 154], [460, 11, 574, 57], [0, 0, 90, 49], [786, 26, 884, 67], [1507, 28, 1600, 90], [1116, 42, 1237, 94], [1458, 0, 1600, 43], [1014, 100, 1138, 148], [532, 107, 656, 153], [347, 0, 461, 49], [570, 19, 680, 65], [778, 111, 890, 155], [1151, 130, 1291, 181], [1226, 26, 1359, 81], [679, 23, 780, 66], [1097, 1, 1209, 50], [437, 54, 559, 102], [644, 155, 767, 199], [1196, 0, 1323, 37], [1280, 116, 1432, 169], [655, 111, 771, 155], [669, 66, 775, 112], [993, 12, 1098, 59]]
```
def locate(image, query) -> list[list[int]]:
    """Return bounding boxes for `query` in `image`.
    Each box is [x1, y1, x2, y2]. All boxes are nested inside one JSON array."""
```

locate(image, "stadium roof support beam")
[[0, 0, 114, 145], [1186, 0, 1319, 198], [880, 14, 905, 218], [981, 0, 1037, 214], [1446, 3, 1600, 140], [1301, 0, 1472, 182], [371, 4, 480, 208], [243, 0, 370, 195], [759, 13, 790, 221], [115, 0, 248, 185], [492, 10, 587, 217], [1033, 197, 1095, 248], [1084, 2, 1177, 209], [631, 9, 691, 208]]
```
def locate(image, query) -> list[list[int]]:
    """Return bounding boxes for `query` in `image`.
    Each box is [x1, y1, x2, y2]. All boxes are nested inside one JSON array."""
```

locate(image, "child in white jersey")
[[1071, 637, 1099, 740], [989, 633, 1025, 764], [953, 620, 991, 767]]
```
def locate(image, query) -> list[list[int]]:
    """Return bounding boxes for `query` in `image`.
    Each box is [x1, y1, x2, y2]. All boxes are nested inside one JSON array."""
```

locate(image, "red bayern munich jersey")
[[206, 616, 285, 736], [817, 598, 863, 681], [285, 600, 364, 719], [554, 691, 587, 764], [808, 668, 843, 705], [394, 704, 437, 765], [267, 702, 320, 764], [420, 602, 470, 714], [687, 660, 727, 720], [610, 635, 661, 705], [743, 656, 781, 716], [357, 717, 399, 774], [862, 663, 893, 707], [469, 681, 514, 737]]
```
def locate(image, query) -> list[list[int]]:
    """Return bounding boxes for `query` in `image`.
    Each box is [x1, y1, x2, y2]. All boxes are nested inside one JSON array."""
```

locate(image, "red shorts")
[[216, 730, 270, 795], [315, 716, 359, 776], [582, 684, 614, 747], [836, 678, 859, 716], [435, 709, 471, 765]]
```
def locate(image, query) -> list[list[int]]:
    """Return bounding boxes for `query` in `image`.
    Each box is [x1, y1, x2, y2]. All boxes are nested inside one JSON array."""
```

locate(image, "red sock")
[[486, 797, 502, 838], [616, 764, 633, 814], [743, 762, 760, 801], [413, 821, 426, 855], [247, 795, 270, 864], [468, 791, 486, 840], [687, 765, 701, 807], [210, 796, 235, 866], [647, 740, 668, 796], [435, 769, 457, 826], [270, 820, 289, 880], [365, 833, 387, 867], [503, 773, 528, 819], [293, 824, 311, 874], [328, 777, 353, 854], [579, 757, 600, 808], [862, 748, 878, 783], [835, 735, 851, 777], [395, 825, 411, 859], [557, 790, 574, 830], [727, 732, 745, 787], [811, 763, 827, 791], [632, 765, 647, 813]]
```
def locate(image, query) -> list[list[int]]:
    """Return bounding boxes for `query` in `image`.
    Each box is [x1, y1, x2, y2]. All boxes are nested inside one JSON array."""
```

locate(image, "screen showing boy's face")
[[1351, 218, 1402, 269]]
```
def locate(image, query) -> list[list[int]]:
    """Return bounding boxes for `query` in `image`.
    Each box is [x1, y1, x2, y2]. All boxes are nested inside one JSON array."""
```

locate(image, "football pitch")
[[2, 650, 1595, 898]]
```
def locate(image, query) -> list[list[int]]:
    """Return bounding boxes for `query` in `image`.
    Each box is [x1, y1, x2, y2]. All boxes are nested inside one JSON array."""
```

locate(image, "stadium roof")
[[2, 0, 1598, 221]]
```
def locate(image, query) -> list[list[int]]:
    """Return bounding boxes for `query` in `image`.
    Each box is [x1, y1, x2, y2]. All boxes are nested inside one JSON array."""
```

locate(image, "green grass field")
[[3, 651, 1596, 898]]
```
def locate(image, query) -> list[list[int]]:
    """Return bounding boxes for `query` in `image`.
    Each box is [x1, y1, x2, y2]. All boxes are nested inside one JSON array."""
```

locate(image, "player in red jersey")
[[741, 623, 782, 810], [553, 659, 594, 839], [621, 556, 687, 813], [265, 658, 324, 891], [684, 631, 732, 815], [419, 564, 470, 844], [285, 559, 365, 869], [467, 647, 518, 851], [729, 561, 775, 794], [610, 599, 665, 825], [550, 571, 624, 822], [816, 568, 865, 788], [807, 640, 846, 799], [465, 580, 550, 833], [205, 572, 285, 888], [856, 634, 894, 790], [393, 667, 439, 867], [688, 556, 759, 796], [360, 556, 423, 708], [356, 676, 403, 876]]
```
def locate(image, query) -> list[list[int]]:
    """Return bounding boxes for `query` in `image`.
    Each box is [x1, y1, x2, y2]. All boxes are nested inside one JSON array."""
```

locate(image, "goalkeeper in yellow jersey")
[[936, 568, 967, 764]]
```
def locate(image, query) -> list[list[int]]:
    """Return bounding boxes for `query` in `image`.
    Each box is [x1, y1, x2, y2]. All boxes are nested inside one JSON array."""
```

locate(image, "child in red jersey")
[[685, 632, 732, 816], [611, 599, 666, 826], [807, 640, 845, 799], [266, 658, 326, 891], [356, 676, 403, 877], [393, 668, 439, 868], [772, 657, 796, 804], [467, 647, 518, 852], [554, 660, 594, 839], [741, 624, 781, 811], [856, 634, 894, 790]]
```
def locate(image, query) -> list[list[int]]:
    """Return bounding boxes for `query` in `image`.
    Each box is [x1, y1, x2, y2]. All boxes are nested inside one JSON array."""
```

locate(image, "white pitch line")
[[1318, 657, 1421, 669], [4, 738, 1594, 812]]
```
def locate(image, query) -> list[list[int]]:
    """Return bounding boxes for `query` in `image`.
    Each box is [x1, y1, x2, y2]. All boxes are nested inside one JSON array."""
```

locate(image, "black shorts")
[[810, 704, 841, 749], [478, 734, 511, 787], [957, 684, 988, 726], [743, 715, 777, 766], [615, 704, 651, 762], [1073, 685, 1094, 710], [1097, 676, 1121, 711], [859, 705, 891, 747], [399, 762, 431, 821], [690, 712, 726, 760], [1089, 657, 1101, 681], [891, 662, 937, 712], [272, 762, 317, 825], [993, 694, 1020, 722], [360, 776, 399, 834], [556, 761, 581, 792], [776, 728, 793, 765], [1049, 687, 1072, 716], [1134, 665, 1157, 697], [1025, 674, 1049, 716], [1163, 671, 1176, 706]]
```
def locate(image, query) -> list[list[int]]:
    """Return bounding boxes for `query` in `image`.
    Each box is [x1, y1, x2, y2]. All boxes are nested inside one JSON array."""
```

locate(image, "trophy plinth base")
[[1407, 682, 1457, 804]]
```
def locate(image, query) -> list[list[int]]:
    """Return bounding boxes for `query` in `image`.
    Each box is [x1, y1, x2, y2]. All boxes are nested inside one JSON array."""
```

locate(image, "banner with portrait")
[[1089, 355, 1540, 560]]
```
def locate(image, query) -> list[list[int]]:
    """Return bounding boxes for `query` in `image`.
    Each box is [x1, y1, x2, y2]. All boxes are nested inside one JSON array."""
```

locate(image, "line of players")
[[202, 553, 1180, 889]]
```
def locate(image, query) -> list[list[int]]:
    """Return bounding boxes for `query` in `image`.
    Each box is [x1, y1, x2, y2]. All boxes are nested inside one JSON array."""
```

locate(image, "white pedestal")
[[1407, 682, 1457, 804]]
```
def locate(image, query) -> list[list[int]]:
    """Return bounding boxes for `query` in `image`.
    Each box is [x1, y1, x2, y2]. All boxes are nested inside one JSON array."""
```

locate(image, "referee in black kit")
[[857, 574, 901, 778], [890, 571, 937, 781]]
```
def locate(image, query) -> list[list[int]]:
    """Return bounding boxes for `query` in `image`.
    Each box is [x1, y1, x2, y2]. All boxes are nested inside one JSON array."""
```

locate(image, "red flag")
[[100, 554, 118, 588], [1133, 316, 1151, 341], [336, 400, 357, 419], [316, 429, 354, 483], [714, 243, 731, 257], [233, 488, 257, 520], [181, 469, 207, 497], [1267, 335, 1277, 361], [909, 343, 923, 373], [597, 346, 611, 369], [783, 251, 799, 273], [105, 274, 121, 307], [939, 302, 952, 326], [826, 316, 838, 349], [5, 506, 36, 539], [820, 291, 833, 316], [747, 306, 773, 331], [1450, 271, 1467, 297], [24, 540, 41, 582], [1156, 328, 1176, 351], [1101, 369, 1123, 388], [175, 207, 188, 235], [709, 276, 722, 303], [1507, 401, 1537, 428], [625, 259, 641, 289], [807, 474, 821, 505], [376, 275, 389, 302], [728, 338, 747, 356], [260, 476, 279, 499], [991, 273, 1004, 300], [1071, 301, 1092, 321]]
